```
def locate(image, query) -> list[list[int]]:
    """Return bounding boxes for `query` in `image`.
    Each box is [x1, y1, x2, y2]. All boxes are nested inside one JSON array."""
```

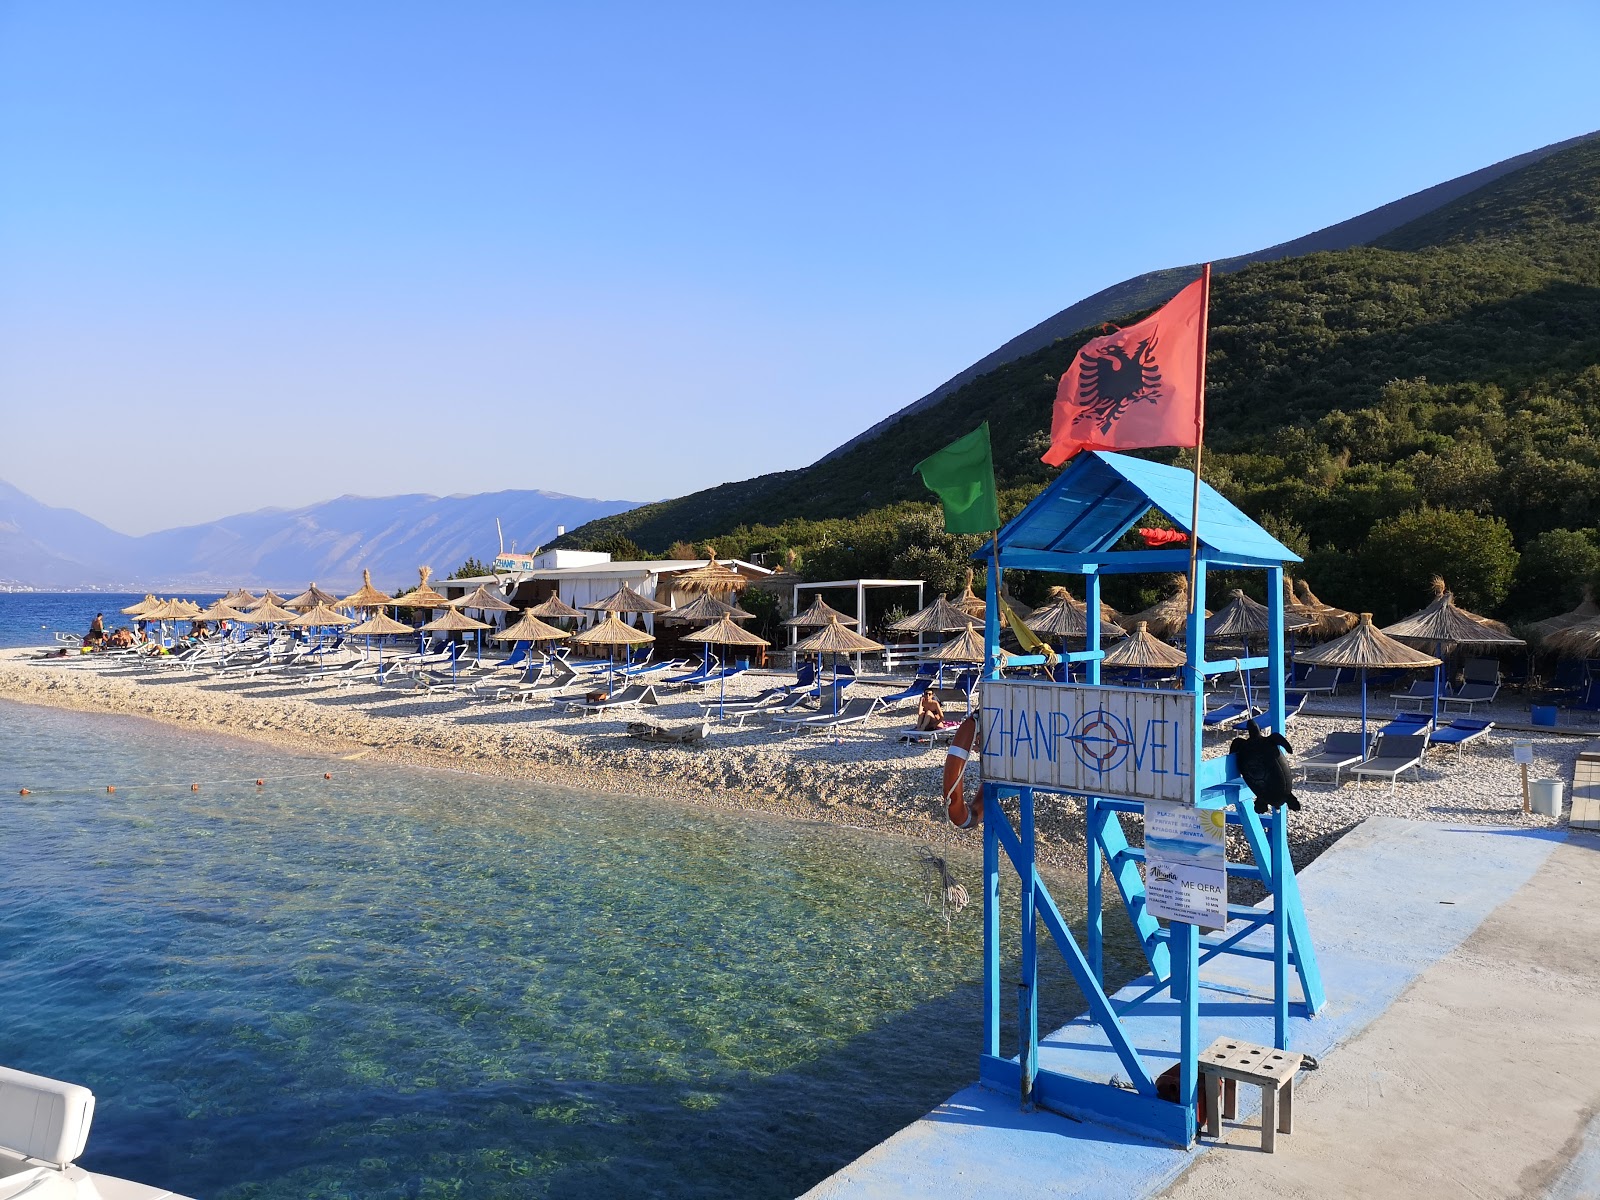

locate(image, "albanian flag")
[[1041, 273, 1208, 467]]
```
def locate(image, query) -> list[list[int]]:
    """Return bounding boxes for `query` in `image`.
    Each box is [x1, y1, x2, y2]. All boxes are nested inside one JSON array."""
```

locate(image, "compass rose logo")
[[1070, 708, 1132, 775]]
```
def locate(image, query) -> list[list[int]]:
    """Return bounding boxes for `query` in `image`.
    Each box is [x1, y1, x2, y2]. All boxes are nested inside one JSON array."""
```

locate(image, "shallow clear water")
[[0, 700, 1141, 1197], [0, 592, 224, 648]]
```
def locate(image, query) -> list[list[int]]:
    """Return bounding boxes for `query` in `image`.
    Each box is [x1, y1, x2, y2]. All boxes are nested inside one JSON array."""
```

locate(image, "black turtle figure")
[[1229, 719, 1300, 815]]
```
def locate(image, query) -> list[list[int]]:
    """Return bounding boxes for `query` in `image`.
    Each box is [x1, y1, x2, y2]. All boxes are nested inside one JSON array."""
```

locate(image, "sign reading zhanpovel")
[[980, 681, 1195, 805]]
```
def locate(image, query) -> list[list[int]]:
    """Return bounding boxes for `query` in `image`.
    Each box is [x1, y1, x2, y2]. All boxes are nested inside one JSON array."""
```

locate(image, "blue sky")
[[2, 2, 1596, 534]]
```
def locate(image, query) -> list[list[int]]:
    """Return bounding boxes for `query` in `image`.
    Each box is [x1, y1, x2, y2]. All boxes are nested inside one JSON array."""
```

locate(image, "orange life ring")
[[943, 716, 980, 828]]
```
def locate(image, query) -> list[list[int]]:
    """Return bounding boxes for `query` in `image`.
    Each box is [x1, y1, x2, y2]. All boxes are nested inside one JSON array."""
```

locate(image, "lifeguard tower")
[[974, 450, 1324, 1147]]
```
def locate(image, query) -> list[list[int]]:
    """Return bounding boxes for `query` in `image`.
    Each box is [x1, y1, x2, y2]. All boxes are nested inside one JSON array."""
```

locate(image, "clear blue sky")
[[2, 1, 1596, 534]]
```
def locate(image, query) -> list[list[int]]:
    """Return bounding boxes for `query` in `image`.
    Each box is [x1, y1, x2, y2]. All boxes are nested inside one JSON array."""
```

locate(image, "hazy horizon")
[[3, 2, 1596, 534]]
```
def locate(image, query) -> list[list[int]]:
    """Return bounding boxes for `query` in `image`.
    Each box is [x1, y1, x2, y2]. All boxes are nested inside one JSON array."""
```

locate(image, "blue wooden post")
[[1019, 786, 1039, 1110], [1178, 559, 1209, 1116], [1266, 565, 1290, 1048], [1084, 573, 1103, 686], [982, 551, 1003, 1061], [1086, 798, 1103, 985]]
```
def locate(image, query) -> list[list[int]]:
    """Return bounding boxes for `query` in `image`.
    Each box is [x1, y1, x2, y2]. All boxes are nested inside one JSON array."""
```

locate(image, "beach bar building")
[[973, 450, 1323, 1147]]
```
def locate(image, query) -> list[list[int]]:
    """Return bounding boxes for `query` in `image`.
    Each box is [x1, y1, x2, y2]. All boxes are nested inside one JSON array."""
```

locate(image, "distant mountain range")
[[0, 480, 640, 590]]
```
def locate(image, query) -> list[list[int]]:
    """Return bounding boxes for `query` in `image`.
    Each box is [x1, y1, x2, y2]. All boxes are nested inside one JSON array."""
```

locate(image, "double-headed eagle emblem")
[[1072, 336, 1163, 433]]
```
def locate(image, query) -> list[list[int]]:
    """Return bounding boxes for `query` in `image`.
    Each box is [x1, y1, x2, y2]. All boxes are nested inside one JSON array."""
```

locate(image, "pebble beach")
[[2, 648, 1585, 880]]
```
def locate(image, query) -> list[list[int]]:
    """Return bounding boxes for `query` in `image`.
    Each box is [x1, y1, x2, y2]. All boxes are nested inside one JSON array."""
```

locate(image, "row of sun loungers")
[[1295, 716, 1496, 788]]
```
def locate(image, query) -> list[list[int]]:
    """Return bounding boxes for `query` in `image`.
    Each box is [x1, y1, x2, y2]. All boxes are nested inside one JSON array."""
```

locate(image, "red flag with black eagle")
[[1041, 274, 1207, 467]]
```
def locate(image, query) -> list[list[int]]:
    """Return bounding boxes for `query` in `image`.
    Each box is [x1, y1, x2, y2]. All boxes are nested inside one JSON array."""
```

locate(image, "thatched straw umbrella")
[[954, 568, 987, 621], [340, 570, 393, 612], [1298, 614, 1442, 738], [529, 593, 584, 622], [1289, 578, 1356, 639], [245, 589, 289, 611], [392, 568, 449, 652], [570, 612, 656, 692], [585, 582, 671, 617], [347, 610, 413, 678], [221, 587, 257, 608], [492, 609, 572, 682], [1541, 614, 1600, 659], [1529, 586, 1600, 644], [121, 594, 159, 617], [194, 599, 249, 626], [287, 601, 357, 672], [239, 598, 296, 625], [890, 594, 974, 635], [785, 595, 858, 629], [666, 592, 754, 623], [926, 622, 987, 664], [1102, 621, 1188, 683], [672, 549, 746, 597], [421, 608, 490, 682], [1382, 577, 1524, 726], [1124, 575, 1210, 641], [1205, 588, 1316, 640], [1026, 585, 1127, 643], [792, 616, 884, 715], [684, 615, 771, 716], [449, 583, 518, 664], [285, 583, 340, 612]]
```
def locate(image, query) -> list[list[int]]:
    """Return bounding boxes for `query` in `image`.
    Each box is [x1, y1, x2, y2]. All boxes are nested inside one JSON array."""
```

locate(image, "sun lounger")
[[899, 723, 959, 748], [1463, 657, 1502, 686], [882, 665, 942, 707], [1427, 717, 1494, 757], [1347, 733, 1429, 791], [1296, 731, 1370, 784], [1291, 666, 1341, 695], [769, 684, 851, 730], [1203, 701, 1258, 730], [1390, 680, 1437, 712], [1377, 712, 1432, 739], [787, 696, 885, 734], [1442, 682, 1499, 712], [557, 683, 661, 715]]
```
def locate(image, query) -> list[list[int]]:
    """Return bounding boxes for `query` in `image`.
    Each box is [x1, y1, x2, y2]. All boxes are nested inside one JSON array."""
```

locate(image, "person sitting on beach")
[[85, 613, 106, 645], [915, 688, 945, 732], [108, 628, 134, 649]]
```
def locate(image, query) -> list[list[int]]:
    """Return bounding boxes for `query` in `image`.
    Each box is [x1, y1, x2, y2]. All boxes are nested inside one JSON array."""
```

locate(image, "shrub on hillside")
[[1360, 507, 1520, 618]]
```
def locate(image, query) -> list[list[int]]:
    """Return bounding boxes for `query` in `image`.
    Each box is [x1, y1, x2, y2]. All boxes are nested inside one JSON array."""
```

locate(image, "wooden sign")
[[980, 680, 1196, 805]]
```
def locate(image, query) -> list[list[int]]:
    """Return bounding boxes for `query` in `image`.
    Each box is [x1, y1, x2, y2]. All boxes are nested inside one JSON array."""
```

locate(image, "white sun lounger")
[[1347, 733, 1429, 792]]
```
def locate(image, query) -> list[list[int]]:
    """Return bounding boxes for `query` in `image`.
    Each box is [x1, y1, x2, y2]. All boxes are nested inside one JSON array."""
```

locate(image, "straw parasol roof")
[[785, 595, 858, 628], [139, 598, 194, 621], [1298, 614, 1443, 670], [239, 599, 298, 624], [341, 570, 393, 611], [1026, 586, 1127, 640], [194, 600, 250, 623], [585, 582, 671, 615], [665, 592, 753, 623], [954, 567, 987, 621], [1382, 578, 1523, 648], [421, 608, 490, 633], [1124, 576, 1211, 640], [1101, 622, 1189, 669], [392, 567, 449, 610], [924, 622, 988, 664], [1205, 588, 1316, 639], [999, 584, 1033, 623], [528, 593, 584, 620], [121, 594, 160, 617], [682, 615, 771, 648], [245, 589, 288, 610], [1528, 586, 1600, 643], [890, 594, 974, 634], [287, 602, 356, 628], [285, 583, 340, 612], [792, 615, 883, 655], [222, 587, 257, 607], [449, 583, 518, 614], [173, 599, 204, 618], [672, 550, 746, 596], [1291, 577, 1358, 638], [347, 611, 413, 637], [493, 610, 571, 644], [570, 613, 656, 647]]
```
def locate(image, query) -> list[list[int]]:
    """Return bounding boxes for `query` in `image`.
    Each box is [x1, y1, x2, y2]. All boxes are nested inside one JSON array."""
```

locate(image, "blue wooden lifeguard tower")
[[975, 450, 1325, 1147]]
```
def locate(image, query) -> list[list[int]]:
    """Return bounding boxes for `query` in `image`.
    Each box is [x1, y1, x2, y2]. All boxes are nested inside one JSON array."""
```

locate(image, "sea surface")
[[0, 700, 1143, 1198], [0, 592, 225, 648]]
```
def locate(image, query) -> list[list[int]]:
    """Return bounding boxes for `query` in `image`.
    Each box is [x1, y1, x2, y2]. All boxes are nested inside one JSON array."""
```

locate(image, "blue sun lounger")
[[1427, 717, 1494, 757], [1203, 700, 1258, 730], [1378, 711, 1432, 740]]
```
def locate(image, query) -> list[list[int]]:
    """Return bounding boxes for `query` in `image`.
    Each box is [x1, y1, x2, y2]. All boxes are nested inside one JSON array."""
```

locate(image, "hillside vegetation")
[[560, 138, 1600, 626]]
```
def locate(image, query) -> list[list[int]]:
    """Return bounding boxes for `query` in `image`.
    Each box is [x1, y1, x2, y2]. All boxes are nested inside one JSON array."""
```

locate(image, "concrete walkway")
[[805, 819, 1594, 1200], [1163, 832, 1600, 1199]]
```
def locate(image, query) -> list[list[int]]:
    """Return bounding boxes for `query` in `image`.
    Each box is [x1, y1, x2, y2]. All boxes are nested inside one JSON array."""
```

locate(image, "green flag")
[[915, 422, 1000, 534]]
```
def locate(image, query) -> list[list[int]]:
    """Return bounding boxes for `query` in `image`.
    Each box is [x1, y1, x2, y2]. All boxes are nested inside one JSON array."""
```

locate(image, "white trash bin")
[[1529, 778, 1564, 817]]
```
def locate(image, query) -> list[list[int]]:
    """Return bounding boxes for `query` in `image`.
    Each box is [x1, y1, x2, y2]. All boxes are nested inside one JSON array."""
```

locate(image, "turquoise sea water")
[[0, 593, 225, 648], [0, 700, 1141, 1197]]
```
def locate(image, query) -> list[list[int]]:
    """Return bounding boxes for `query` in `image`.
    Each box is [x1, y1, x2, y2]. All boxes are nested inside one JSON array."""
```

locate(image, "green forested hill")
[[559, 137, 1600, 625]]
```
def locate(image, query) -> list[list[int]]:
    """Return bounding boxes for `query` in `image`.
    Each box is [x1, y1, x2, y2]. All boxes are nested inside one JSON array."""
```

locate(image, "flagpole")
[[1187, 263, 1212, 613]]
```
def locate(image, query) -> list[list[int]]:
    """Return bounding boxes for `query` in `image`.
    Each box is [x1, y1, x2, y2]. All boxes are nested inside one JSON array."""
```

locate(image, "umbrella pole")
[[1361, 666, 1368, 741]]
